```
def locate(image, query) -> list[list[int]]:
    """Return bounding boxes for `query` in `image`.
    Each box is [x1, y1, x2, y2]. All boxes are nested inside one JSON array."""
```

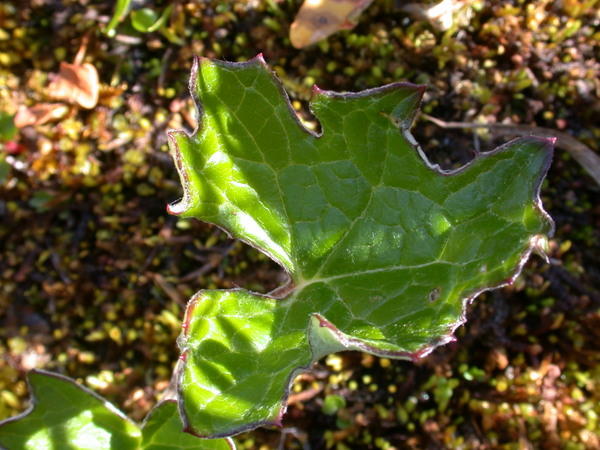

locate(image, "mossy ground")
[[1, 1, 599, 448]]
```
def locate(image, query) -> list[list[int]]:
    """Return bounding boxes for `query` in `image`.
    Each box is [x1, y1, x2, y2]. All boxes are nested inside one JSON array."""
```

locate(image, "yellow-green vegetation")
[[0, 0, 599, 448]]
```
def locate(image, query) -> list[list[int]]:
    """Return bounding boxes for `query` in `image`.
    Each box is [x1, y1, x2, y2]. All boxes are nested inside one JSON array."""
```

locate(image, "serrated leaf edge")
[[168, 55, 555, 438], [0, 370, 237, 449]]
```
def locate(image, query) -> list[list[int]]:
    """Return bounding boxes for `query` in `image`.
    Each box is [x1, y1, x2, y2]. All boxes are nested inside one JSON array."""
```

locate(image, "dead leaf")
[[401, 0, 473, 31], [14, 103, 69, 128], [98, 83, 127, 107], [47, 62, 100, 109], [290, 0, 375, 48]]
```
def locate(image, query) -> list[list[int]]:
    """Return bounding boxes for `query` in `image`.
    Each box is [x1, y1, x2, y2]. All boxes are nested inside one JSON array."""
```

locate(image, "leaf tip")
[[250, 52, 267, 65], [166, 201, 183, 216], [311, 84, 325, 96], [530, 234, 550, 264], [416, 85, 427, 103], [271, 415, 284, 429]]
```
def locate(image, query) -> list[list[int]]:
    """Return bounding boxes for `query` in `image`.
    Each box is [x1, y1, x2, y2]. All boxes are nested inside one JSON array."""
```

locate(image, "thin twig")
[[178, 242, 236, 282], [158, 47, 173, 91], [287, 386, 323, 405], [73, 33, 90, 65], [421, 114, 600, 187], [152, 273, 185, 305]]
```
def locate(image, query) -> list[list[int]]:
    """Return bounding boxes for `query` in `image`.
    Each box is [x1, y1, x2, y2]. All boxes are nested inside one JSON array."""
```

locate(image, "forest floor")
[[0, 0, 599, 448]]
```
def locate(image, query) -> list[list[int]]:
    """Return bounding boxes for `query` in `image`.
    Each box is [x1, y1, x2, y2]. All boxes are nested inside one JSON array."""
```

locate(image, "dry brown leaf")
[[47, 62, 99, 109], [290, 0, 375, 48], [98, 83, 127, 107], [401, 0, 473, 31], [13, 103, 69, 128]]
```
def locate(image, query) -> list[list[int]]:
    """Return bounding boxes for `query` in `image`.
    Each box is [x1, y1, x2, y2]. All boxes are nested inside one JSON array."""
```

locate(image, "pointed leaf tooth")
[[309, 82, 425, 133]]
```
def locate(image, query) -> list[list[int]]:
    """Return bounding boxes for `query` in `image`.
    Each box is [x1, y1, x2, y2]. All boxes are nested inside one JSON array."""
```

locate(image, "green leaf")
[[131, 8, 158, 32], [131, 6, 173, 33], [0, 370, 234, 449], [168, 55, 553, 437], [322, 395, 346, 415], [105, 0, 133, 37], [0, 155, 9, 184], [142, 401, 233, 450], [0, 111, 17, 142]]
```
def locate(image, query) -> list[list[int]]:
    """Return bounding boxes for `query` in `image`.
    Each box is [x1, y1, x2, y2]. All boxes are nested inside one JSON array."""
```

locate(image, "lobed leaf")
[[168, 55, 553, 437], [0, 370, 233, 449]]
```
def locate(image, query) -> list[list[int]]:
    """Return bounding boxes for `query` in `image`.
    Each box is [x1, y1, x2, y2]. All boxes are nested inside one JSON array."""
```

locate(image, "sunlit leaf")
[[168, 56, 553, 437], [0, 371, 234, 449], [142, 401, 233, 450], [0, 370, 140, 449]]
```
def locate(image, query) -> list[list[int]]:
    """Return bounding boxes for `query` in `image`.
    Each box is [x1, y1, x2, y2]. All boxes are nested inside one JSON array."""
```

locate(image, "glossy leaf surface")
[[0, 370, 232, 449], [168, 56, 553, 437], [142, 401, 233, 450]]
